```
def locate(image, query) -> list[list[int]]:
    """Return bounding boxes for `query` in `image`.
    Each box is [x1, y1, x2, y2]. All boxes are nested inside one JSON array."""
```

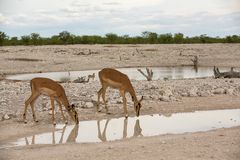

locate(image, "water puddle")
[[1, 109, 240, 149], [6, 66, 234, 81]]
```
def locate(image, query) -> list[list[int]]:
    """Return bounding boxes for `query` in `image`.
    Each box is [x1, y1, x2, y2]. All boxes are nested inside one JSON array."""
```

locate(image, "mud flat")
[[0, 44, 240, 160]]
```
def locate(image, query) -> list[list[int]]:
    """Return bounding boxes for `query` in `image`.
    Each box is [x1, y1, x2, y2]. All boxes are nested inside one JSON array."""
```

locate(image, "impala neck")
[[60, 93, 70, 107], [128, 84, 138, 102]]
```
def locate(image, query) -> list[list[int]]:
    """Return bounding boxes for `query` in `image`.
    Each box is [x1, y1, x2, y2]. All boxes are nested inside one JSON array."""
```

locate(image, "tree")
[[58, 31, 74, 44], [174, 33, 184, 43], [30, 33, 41, 45], [9, 37, 19, 45], [0, 31, 7, 46], [105, 33, 118, 44], [158, 33, 173, 43], [142, 31, 158, 43], [21, 35, 31, 45]]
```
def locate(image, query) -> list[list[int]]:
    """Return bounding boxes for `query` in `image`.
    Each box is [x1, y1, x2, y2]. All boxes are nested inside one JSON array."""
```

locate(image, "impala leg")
[[24, 93, 39, 123], [50, 98, 56, 125], [120, 90, 128, 118], [30, 95, 39, 122], [97, 88, 103, 112], [56, 100, 68, 124], [102, 87, 109, 114]]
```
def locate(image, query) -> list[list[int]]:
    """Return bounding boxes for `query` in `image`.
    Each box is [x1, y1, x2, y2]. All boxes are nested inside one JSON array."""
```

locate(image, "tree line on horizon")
[[0, 31, 240, 46]]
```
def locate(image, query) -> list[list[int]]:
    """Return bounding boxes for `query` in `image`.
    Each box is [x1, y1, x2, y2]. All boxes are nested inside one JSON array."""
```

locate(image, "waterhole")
[[6, 66, 233, 81], [1, 109, 239, 149]]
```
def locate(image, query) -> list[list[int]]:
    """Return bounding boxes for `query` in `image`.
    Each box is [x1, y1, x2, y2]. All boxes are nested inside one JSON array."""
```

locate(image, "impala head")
[[67, 104, 79, 124], [134, 96, 143, 117]]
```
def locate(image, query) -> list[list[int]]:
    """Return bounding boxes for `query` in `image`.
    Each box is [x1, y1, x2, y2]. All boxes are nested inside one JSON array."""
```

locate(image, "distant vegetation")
[[0, 31, 240, 46]]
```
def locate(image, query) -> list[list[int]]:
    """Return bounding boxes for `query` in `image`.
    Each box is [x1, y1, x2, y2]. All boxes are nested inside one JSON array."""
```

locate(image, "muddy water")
[[6, 66, 232, 81], [1, 109, 240, 149]]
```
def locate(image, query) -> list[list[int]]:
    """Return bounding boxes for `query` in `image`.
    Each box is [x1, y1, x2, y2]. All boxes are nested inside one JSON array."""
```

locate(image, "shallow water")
[[1, 109, 240, 149], [6, 66, 233, 81]]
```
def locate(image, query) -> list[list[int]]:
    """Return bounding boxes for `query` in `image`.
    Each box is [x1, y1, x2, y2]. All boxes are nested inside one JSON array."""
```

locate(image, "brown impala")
[[24, 77, 79, 125], [97, 68, 143, 118]]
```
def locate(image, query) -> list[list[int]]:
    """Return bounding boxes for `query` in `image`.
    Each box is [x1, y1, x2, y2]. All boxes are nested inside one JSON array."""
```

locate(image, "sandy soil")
[[0, 44, 240, 160], [0, 44, 240, 75]]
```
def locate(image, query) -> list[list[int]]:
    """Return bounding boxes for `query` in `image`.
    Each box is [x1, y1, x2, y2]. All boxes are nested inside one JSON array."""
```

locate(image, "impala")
[[97, 68, 143, 118], [24, 77, 79, 125]]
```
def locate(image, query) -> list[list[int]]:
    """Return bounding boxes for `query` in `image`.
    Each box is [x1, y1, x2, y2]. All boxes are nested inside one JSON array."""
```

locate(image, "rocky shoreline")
[[1, 77, 240, 121]]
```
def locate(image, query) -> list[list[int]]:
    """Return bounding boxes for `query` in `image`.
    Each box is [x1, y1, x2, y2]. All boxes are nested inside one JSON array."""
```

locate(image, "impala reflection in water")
[[21, 118, 142, 146], [2, 109, 240, 148]]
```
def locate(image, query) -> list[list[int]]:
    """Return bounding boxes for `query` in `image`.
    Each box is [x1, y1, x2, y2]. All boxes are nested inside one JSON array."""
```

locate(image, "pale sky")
[[0, 0, 239, 37]]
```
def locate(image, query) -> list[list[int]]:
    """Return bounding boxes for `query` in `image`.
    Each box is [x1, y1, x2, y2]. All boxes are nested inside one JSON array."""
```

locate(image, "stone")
[[159, 89, 173, 97], [150, 95, 159, 100], [85, 102, 94, 108], [180, 92, 188, 97], [188, 87, 198, 97], [3, 114, 10, 120], [169, 96, 177, 101], [159, 96, 170, 102], [198, 90, 211, 97], [213, 88, 225, 94], [91, 95, 98, 101], [81, 92, 87, 96], [225, 88, 234, 95], [48, 110, 56, 115]]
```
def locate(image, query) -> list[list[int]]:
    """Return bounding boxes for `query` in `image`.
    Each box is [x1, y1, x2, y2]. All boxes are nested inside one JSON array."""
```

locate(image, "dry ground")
[[0, 44, 240, 160]]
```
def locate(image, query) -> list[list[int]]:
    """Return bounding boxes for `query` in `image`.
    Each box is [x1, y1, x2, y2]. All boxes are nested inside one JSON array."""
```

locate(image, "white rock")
[[159, 89, 173, 97], [3, 114, 10, 120], [188, 87, 198, 97], [225, 88, 234, 95], [151, 95, 159, 100], [159, 96, 170, 102], [91, 95, 98, 101], [213, 88, 225, 94], [198, 91, 211, 97], [169, 96, 177, 101], [81, 92, 87, 96], [85, 102, 94, 108], [48, 110, 56, 115], [180, 92, 188, 97]]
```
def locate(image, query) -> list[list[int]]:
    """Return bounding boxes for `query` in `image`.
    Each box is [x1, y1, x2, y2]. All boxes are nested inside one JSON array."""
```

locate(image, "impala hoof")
[[125, 114, 128, 118], [35, 120, 39, 123], [65, 121, 68, 124]]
